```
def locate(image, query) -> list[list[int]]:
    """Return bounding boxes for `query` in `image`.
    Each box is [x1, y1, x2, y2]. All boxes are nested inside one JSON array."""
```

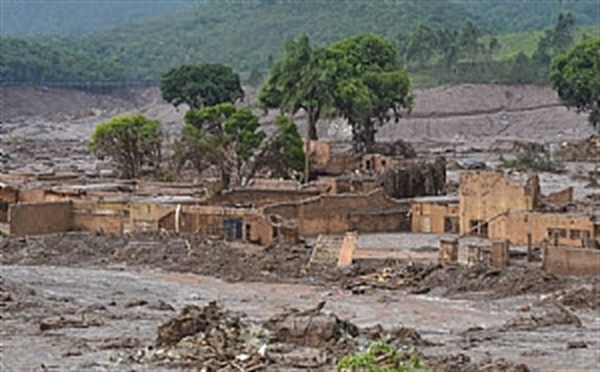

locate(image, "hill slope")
[[1, 0, 202, 36], [79, 0, 484, 80]]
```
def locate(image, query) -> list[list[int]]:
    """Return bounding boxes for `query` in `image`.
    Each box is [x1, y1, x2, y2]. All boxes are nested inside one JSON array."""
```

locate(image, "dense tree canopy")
[[327, 33, 414, 152], [263, 115, 306, 180], [260, 33, 413, 152], [160, 64, 244, 109], [259, 35, 332, 140], [180, 103, 266, 188], [89, 114, 162, 179], [550, 36, 600, 129]]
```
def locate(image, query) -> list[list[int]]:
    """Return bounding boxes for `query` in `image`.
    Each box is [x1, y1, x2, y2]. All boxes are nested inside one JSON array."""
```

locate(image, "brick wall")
[[9, 201, 73, 236], [264, 190, 409, 236], [543, 246, 600, 276], [495, 211, 596, 247], [411, 199, 459, 233], [206, 189, 320, 208], [72, 202, 127, 234], [460, 171, 539, 236]]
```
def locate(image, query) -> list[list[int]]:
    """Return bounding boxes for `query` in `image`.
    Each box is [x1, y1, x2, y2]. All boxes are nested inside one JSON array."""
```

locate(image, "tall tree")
[[89, 114, 162, 179], [328, 33, 414, 152], [260, 115, 306, 180], [550, 36, 600, 129], [259, 34, 333, 140], [180, 104, 265, 188], [160, 64, 244, 109]]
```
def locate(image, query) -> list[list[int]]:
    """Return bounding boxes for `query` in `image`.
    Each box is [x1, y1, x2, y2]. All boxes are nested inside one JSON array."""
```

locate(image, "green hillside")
[[79, 0, 484, 80], [1, 0, 598, 87], [494, 24, 600, 60], [1, 0, 201, 36]]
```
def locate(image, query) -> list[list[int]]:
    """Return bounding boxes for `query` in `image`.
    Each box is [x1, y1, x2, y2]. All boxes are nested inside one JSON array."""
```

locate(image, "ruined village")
[[2, 81, 600, 372], [2, 2, 600, 370]]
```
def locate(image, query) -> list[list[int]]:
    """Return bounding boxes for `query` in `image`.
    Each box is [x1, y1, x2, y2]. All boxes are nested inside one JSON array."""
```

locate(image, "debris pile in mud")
[[343, 262, 567, 299], [553, 284, 600, 311], [127, 301, 444, 370], [557, 134, 600, 162], [1, 232, 314, 283], [501, 302, 582, 331], [141, 301, 270, 370], [427, 353, 530, 372], [342, 262, 439, 292]]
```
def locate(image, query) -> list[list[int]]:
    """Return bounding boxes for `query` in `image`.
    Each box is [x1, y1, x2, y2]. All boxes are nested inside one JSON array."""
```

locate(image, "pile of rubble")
[[124, 301, 439, 370], [342, 262, 566, 299], [557, 134, 600, 162], [552, 283, 600, 311]]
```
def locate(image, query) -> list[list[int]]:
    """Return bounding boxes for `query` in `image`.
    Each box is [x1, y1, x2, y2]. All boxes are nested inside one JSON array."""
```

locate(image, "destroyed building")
[[412, 170, 600, 248]]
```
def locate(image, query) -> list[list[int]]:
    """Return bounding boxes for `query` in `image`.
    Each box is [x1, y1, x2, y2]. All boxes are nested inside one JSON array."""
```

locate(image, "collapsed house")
[[412, 170, 600, 249], [0, 140, 446, 243]]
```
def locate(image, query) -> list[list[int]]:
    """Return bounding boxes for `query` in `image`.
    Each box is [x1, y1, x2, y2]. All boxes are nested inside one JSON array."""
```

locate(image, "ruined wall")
[[129, 203, 177, 232], [206, 189, 320, 208], [307, 140, 331, 167], [264, 190, 409, 236], [543, 246, 600, 276], [411, 199, 460, 233], [18, 189, 46, 203], [349, 209, 411, 233], [379, 157, 446, 199], [460, 171, 539, 236], [72, 202, 127, 234], [0, 186, 19, 222], [543, 187, 573, 204], [9, 201, 73, 236], [495, 212, 596, 247], [158, 206, 273, 245]]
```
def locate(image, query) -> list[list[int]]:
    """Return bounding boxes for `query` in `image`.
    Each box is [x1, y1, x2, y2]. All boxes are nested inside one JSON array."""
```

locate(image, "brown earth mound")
[[344, 262, 566, 299]]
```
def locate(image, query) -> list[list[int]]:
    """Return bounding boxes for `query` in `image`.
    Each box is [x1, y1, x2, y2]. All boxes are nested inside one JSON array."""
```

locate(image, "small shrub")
[[337, 341, 425, 372]]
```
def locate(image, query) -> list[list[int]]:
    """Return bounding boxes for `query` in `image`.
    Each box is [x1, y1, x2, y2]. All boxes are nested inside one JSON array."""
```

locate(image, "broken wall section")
[[379, 157, 446, 199], [264, 190, 410, 236], [543, 246, 600, 276], [9, 201, 73, 236]]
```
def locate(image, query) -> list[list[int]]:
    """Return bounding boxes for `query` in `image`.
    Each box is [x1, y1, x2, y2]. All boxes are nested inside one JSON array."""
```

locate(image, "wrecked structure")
[[0, 141, 445, 243], [412, 170, 600, 249]]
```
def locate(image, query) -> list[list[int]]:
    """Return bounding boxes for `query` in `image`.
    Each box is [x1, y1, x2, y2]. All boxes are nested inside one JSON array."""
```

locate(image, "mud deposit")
[[1, 233, 600, 371]]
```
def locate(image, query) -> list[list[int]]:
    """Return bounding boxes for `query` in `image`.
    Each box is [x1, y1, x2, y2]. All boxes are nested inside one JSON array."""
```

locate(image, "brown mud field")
[[2, 232, 600, 371]]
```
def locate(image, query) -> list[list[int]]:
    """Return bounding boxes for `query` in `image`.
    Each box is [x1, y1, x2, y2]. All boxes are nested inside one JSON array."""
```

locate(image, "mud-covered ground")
[[1, 232, 600, 371], [1, 84, 600, 371], [0, 83, 596, 176]]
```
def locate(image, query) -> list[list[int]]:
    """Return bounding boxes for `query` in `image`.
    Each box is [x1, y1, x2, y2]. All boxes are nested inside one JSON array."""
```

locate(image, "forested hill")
[[1, 0, 203, 36], [3, 0, 598, 37], [1, 0, 599, 86], [79, 0, 485, 80]]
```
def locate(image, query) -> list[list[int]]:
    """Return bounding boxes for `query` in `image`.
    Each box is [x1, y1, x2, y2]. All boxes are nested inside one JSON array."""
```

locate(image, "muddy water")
[[1, 265, 598, 371]]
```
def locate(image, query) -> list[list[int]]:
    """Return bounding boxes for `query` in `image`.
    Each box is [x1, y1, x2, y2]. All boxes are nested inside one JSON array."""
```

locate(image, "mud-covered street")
[[1, 232, 600, 371]]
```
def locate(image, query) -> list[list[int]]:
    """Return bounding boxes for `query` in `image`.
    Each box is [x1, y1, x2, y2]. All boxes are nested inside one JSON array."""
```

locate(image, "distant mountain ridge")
[[1, 0, 598, 85], [1, 0, 203, 36]]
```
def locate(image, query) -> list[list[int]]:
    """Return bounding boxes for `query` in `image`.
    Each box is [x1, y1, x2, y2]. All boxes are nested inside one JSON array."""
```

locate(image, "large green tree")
[[259, 35, 333, 141], [327, 33, 414, 152], [180, 103, 266, 188], [89, 114, 162, 179], [262, 115, 306, 180], [160, 64, 244, 109], [550, 36, 600, 129]]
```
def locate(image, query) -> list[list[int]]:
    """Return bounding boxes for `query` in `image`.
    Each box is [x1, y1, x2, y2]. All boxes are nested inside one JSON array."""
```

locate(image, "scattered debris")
[[39, 315, 103, 331], [567, 341, 587, 349], [501, 302, 581, 331]]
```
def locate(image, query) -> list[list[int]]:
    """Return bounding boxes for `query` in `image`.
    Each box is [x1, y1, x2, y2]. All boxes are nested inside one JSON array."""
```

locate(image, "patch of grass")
[[491, 25, 600, 61], [337, 341, 425, 372]]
